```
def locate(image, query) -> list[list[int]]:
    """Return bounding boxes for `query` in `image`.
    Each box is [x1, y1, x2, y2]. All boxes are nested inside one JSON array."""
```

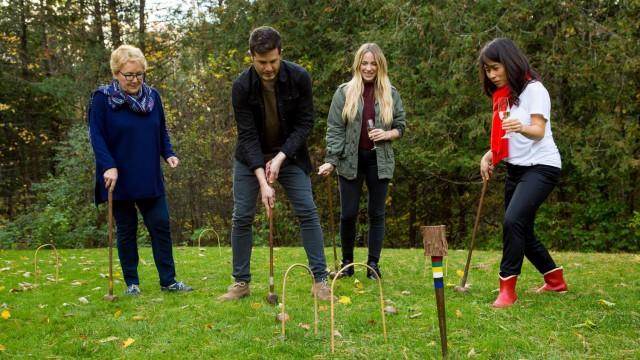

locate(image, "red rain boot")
[[493, 275, 518, 308], [537, 267, 568, 293]]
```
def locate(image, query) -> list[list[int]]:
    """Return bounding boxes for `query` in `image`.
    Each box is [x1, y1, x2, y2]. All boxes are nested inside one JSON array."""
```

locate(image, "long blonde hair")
[[341, 43, 393, 127]]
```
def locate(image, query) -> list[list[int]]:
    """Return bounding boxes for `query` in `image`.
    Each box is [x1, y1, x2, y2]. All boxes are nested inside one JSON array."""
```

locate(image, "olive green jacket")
[[324, 83, 406, 180]]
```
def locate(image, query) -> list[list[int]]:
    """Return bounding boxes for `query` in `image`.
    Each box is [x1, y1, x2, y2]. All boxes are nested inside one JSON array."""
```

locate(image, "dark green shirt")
[[262, 83, 282, 160]]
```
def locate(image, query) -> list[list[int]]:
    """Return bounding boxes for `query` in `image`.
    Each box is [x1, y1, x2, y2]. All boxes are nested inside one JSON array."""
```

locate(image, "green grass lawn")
[[0, 247, 638, 359]]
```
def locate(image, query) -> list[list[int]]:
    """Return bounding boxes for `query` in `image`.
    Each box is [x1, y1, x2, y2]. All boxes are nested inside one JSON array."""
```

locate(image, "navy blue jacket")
[[231, 60, 314, 173], [88, 88, 175, 204]]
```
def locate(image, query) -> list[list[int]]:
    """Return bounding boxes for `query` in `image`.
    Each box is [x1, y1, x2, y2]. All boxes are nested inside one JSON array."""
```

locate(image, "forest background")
[[0, 0, 638, 252]]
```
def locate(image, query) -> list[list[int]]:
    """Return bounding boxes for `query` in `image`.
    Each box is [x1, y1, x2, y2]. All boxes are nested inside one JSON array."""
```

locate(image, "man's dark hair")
[[249, 26, 281, 55]]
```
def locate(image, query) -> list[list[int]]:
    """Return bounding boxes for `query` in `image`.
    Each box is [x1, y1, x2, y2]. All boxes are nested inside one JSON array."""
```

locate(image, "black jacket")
[[231, 60, 314, 173]]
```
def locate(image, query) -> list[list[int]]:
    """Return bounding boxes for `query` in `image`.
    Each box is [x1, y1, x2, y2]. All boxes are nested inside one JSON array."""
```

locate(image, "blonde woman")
[[88, 45, 192, 295], [318, 43, 406, 279]]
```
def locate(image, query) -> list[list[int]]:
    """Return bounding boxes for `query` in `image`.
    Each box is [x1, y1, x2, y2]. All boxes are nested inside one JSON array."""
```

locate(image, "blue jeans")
[[338, 149, 389, 264], [231, 160, 328, 282], [112, 195, 176, 287], [500, 164, 560, 276]]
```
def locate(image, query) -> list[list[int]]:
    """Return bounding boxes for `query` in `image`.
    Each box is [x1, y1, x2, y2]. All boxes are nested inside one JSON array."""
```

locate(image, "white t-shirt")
[[506, 81, 562, 168]]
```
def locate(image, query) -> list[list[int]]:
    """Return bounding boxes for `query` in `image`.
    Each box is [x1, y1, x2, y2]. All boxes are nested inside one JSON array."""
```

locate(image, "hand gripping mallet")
[[422, 225, 449, 358], [103, 189, 118, 302], [454, 178, 488, 293], [266, 207, 278, 305]]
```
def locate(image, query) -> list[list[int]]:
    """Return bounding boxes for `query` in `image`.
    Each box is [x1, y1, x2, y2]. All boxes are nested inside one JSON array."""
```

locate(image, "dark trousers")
[[231, 160, 327, 282], [338, 149, 390, 264], [112, 195, 176, 287], [500, 164, 560, 276]]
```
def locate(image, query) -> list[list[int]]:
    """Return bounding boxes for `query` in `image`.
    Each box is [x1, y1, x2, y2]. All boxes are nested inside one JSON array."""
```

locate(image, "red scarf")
[[490, 86, 511, 166]]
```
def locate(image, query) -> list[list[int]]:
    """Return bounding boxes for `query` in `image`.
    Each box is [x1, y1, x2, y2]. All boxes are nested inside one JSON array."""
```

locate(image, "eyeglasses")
[[119, 72, 145, 81]]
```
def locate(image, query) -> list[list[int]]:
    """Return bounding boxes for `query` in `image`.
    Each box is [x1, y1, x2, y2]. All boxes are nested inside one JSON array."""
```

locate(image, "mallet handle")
[[460, 179, 488, 287]]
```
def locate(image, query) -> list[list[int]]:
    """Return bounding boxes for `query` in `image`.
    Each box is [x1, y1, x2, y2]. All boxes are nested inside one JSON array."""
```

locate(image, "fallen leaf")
[[401, 290, 411, 296], [1, 309, 10, 320], [251, 302, 262, 310], [114, 310, 122, 318], [456, 270, 465, 278], [333, 330, 342, 338], [572, 320, 597, 329], [22, 272, 32, 278], [276, 312, 289, 322], [338, 296, 352, 305], [180, 305, 189, 310], [132, 315, 145, 321], [92, 287, 102, 291], [38, 304, 48, 309], [122, 338, 135, 348], [42, 316, 49, 323], [78, 297, 90, 304], [99, 336, 118, 343], [0, 344, 5, 351], [597, 299, 615, 307], [467, 348, 477, 357], [71, 280, 87, 286], [318, 305, 328, 312], [298, 322, 310, 331], [201, 277, 208, 281], [384, 306, 398, 315], [367, 319, 376, 325], [0, 267, 10, 272], [456, 309, 463, 318], [204, 323, 214, 330], [409, 312, 422, 319], [354, 279, 363, 290]]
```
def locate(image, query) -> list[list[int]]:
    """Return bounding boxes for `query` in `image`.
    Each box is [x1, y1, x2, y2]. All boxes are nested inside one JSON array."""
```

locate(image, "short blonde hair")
[[110, 45, 147, 76]]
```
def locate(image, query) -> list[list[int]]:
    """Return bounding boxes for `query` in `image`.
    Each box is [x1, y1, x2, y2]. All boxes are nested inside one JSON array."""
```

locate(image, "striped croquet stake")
[[422, 225, 448, 358], [431, 255, 447, 357]]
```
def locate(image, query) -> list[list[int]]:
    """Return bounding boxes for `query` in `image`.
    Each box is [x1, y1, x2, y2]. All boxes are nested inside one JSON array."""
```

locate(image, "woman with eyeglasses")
[[88, 44, 192, 295]]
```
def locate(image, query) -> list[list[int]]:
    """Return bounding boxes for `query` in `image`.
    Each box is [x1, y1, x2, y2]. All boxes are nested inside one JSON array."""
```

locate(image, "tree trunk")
[[107, 0, 121, 47], [18, 0, 29, 77], [93, 0, 105, 46], [40, 0, 53, 76], [138, 0, 146, 53]]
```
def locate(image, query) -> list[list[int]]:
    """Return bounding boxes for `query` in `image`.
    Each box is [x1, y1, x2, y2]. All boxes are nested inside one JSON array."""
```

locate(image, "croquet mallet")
[[103, 189, 118, 302], [454, 178, 488, 293], [326, 176, 340, 278], [266, 206, 278, 305]]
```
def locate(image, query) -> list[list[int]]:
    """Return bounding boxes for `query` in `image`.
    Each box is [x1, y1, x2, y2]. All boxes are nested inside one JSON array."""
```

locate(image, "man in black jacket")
[[219, 26, 332, 301]]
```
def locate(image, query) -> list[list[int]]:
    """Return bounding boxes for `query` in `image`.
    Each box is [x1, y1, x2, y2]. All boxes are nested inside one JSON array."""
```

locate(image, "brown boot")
[[311, 279, 337, 301], [218, 281, 250, 301]]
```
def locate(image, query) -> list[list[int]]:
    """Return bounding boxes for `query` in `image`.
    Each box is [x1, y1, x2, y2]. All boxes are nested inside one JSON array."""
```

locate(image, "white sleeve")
[[527, 82, 551, 121]]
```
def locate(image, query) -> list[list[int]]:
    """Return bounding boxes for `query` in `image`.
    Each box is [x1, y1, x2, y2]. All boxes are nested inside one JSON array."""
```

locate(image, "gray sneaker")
[[125, 284, 141, 296], [160, 281, 193, 292]]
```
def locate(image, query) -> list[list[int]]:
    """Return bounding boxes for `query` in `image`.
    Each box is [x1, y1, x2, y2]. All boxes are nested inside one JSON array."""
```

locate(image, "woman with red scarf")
[[478, 38, 568, 308]]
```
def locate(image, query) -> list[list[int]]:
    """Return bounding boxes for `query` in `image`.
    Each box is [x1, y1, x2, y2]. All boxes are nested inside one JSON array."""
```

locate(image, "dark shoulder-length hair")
[[478, 38, 540, 106]]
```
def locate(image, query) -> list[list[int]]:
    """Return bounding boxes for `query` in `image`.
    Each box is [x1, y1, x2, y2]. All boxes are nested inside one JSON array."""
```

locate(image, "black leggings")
[[500, 164, 560, 276], [338, 149, 389, 264]]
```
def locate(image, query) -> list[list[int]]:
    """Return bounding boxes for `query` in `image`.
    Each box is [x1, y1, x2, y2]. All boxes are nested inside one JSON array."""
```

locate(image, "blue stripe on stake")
[[434, 277, 444, 289]]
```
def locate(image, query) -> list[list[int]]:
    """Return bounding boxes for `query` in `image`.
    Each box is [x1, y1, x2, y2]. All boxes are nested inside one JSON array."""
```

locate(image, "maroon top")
[[359, 82, 375, 150]]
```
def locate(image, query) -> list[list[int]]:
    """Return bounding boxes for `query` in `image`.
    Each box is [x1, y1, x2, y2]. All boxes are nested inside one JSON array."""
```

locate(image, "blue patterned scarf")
[[98, 79, 155, 114]]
